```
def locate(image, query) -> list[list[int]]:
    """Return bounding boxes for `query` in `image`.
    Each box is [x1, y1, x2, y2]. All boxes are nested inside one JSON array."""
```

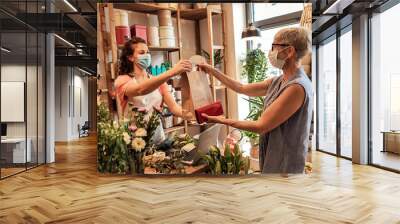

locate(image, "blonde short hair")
[[275, 27, 311, 60]]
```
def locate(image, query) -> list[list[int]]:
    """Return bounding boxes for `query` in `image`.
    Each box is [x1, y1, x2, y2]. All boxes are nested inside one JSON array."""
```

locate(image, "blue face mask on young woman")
[[136, 53, 151, 69]]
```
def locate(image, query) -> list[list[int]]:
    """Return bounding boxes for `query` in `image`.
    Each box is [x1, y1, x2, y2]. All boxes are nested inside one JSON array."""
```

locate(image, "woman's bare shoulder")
[[114, 74, 131, 87]]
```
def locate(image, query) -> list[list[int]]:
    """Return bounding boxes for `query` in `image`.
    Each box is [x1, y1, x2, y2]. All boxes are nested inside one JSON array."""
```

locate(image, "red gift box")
[[115, 26, 130, 45], [194, 101, 224, 124], [130, 24, 147, 42]]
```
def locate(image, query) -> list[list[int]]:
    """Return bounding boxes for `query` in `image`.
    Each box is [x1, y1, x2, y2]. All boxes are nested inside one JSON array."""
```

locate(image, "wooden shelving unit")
[[113, 3, 176, 14], [214, 85, 226, 90], [99, 3, 230, 136], [117, 45, 180, 52], [212, 45, 224, 50], [179, 5, 222, 20]]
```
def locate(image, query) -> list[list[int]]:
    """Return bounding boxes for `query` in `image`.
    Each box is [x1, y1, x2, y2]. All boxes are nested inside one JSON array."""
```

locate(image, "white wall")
[[55, 67, 89, 141], [1, 63, 46, 163]]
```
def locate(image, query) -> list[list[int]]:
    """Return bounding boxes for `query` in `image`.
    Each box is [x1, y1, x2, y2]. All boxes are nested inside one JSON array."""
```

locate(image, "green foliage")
[[202, 144, 249, 175], [97, 104, 161, 174], [97, 102, 110, 124], [241, 48, 267, 83], [172, 133, 195, 149], [240, 48, 268, 142], [201, 49, 224, 66], [97, 103, 130, 174]]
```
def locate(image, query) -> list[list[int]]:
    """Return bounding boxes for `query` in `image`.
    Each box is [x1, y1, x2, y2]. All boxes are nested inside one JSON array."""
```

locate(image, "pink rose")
[[137, 107, 148, 112], [129, 124, 137, 132]]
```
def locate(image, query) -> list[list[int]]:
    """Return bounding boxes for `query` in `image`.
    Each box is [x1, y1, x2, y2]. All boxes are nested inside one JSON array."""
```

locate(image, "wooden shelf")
[[164, 125, 185, 134], [149, 46, 180, 52], [214, 85, 226, 90], [113, 3, 176, 14], [179, 6, 222, 20], [117, 45, 180, 52], [213, 45, 224, 50]]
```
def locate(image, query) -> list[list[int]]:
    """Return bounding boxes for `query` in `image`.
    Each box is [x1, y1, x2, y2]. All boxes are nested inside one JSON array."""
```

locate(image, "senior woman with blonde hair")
[[198, 27, 313, 174]]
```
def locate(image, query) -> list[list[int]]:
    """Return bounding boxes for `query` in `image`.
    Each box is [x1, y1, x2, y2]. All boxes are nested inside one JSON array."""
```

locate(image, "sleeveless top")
[[259, 68, 313, 174], [114, 74, 168, 144]]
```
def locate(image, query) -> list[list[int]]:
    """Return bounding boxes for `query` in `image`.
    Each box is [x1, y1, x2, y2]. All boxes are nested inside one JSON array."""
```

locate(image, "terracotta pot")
[[250, 145, 259, 158], [158, 10, 172, 26]]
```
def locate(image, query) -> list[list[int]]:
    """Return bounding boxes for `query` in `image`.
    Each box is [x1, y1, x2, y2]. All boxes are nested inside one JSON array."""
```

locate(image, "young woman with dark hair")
[[114, 37, 192, 144]]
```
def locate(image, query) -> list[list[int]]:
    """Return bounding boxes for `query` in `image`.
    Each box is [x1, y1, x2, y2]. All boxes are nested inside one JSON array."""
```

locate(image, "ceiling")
[[0, 0, 97, 74], [312, 0, 392, 44]]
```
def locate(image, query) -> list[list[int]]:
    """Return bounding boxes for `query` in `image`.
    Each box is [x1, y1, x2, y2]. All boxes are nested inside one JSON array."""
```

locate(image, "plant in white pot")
[[240, 48, 268, 156]]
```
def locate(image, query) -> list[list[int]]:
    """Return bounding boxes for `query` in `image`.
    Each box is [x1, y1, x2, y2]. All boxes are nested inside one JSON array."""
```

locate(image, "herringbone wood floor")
[[1, 135, 400, 224]]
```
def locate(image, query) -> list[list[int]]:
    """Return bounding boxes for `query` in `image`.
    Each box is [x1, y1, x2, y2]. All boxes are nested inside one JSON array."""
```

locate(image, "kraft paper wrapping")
[[180, 70, 213, 121]]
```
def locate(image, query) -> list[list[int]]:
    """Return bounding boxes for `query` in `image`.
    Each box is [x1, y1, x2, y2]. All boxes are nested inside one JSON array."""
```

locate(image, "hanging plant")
[[240, 48, 268, 143]]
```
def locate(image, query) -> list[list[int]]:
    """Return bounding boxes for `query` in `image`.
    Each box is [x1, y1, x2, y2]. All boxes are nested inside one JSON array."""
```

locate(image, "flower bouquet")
[[125, 107, 161, 174], [97, 103, 161, 174]]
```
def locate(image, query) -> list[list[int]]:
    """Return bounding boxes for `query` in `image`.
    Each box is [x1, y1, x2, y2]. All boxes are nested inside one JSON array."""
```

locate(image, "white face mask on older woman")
[[268, 47, 289, 69]]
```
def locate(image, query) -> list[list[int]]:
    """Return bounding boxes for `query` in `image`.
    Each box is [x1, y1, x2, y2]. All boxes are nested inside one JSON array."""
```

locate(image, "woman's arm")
[[198, 63, 272, 97], [203, 84, 305, 134], [162, 88, 183, 117], [124, 60, 192, 97]]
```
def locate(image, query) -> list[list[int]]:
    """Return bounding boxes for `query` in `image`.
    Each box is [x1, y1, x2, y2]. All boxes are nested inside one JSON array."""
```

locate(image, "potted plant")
[[240, 48, 268, 155], [201, 49, 224, 70], [201, 49, 224, 85], [202, 144, 250, 175]]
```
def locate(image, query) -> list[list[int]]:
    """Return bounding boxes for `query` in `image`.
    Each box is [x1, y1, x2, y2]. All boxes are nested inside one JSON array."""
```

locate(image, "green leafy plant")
[[97, 103, 130, 174], [202, 144, 250, 175], [201, 49, 224, 67], [240, 48, 268, 143], [241, 48, 268, 83]]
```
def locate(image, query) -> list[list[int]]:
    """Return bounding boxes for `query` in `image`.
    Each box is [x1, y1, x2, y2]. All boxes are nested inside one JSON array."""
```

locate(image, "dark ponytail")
[[118, 36, 146, 76]]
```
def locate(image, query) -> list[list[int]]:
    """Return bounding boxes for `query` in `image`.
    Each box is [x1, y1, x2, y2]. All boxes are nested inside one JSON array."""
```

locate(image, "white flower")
[[122, 132, 131, 145], [131, 137, 146, 152], [152, 151, 166, 162], [135, 128, 147, 137]]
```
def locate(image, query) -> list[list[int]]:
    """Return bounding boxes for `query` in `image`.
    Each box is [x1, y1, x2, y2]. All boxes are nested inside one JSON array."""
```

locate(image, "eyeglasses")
[[271, 43, 291, 51]]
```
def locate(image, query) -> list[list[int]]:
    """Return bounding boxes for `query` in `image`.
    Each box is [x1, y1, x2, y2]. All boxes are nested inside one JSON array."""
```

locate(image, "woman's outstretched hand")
[[202, 113, 227, 124], [197, 63, 216, 75], [172, 60, 192, 75]]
